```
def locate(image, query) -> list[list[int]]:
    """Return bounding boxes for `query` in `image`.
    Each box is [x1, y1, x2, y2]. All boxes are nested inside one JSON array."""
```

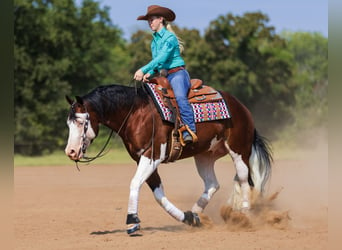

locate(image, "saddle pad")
[[145, 82, 231, 123]]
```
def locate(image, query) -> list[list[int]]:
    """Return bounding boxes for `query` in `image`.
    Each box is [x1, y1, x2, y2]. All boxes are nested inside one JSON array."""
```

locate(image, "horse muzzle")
[[65, 147, 83, 161]]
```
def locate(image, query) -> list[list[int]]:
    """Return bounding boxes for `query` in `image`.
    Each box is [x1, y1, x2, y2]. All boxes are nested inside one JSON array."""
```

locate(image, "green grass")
[[14, 148, 133, 167], [15, 136, 323, 167]]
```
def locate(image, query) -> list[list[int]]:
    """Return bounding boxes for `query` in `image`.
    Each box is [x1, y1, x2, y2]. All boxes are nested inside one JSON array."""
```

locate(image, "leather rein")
[[73, 102, 134, 171]]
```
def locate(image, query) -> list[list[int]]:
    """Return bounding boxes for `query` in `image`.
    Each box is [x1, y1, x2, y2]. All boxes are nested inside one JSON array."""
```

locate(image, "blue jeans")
[[167, 69, 196, 134]]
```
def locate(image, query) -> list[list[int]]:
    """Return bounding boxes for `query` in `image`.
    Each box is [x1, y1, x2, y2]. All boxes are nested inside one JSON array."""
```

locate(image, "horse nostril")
[[66, 149, 76, 157]]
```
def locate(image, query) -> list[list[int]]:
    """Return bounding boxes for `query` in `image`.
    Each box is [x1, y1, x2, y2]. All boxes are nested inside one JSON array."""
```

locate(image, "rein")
[[141, 83, 156, 162], [73, 88, 137, 170], [75, 129, 114, 165]]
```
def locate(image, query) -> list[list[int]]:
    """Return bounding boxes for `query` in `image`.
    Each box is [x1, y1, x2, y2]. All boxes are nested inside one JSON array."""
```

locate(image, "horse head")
[[64, 95, 98, 161]]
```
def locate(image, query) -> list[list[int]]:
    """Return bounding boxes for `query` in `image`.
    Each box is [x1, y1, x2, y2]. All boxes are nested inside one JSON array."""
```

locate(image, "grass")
[[14, 148, 133, 167], [15, 144, 296, 167], [15, 132, 325, 167]]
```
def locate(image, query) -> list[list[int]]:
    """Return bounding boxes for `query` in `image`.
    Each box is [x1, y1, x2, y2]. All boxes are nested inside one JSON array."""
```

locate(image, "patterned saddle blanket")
[[144, 77, 231, 123]]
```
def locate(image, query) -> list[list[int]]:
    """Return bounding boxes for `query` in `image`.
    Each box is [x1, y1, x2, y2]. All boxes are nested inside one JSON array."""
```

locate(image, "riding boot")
[[179, 125, 198, 146], [182, 131, 192, 144]]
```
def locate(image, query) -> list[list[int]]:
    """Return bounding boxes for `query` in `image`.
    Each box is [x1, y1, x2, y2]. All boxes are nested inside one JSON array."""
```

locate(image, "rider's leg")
[[167, 70, 196, 140]]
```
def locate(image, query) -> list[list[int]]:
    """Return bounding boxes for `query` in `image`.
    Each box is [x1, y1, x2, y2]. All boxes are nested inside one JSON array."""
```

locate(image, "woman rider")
[[133, 5, 197, 144]]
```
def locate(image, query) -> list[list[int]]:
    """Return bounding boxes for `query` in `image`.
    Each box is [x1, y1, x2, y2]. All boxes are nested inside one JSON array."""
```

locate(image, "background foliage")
[[14, 0, 328, 156]]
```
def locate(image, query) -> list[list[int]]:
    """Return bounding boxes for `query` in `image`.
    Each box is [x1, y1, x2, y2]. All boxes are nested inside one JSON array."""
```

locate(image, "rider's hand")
[[142, 73, 151, 82], [134, 69, 144, 81]]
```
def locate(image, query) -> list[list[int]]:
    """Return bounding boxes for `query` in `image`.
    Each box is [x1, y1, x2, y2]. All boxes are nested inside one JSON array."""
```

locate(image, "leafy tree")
[[14, 0, 125, 155], [177, 28, 216, 82], [127, 30, 154, 77], [203, 12, 295, 135], [281, 31, 328, 134]]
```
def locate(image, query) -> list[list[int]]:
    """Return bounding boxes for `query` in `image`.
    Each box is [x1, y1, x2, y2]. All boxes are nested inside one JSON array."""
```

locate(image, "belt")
[[168, 66, 185, 74]]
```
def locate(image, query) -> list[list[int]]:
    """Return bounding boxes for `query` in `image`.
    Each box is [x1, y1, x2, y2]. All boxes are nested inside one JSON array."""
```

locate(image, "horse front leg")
[[126, 155, 161, 235], [146, 170, 201, 227]]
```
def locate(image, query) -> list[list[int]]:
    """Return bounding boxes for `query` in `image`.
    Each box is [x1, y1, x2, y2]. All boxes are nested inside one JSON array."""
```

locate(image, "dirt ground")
[[14, 145, 328, 250]]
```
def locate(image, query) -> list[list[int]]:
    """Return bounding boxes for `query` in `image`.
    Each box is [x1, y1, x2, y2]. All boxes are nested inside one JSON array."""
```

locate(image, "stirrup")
[[178, 125, 198, 146]]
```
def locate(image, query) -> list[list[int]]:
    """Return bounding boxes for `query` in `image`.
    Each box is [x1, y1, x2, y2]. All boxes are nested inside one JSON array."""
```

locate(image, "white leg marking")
[[227, 181, 243, 210], [226, 143, 251, 210], [249, 146, 262, 194], [192, 203, 203, 213], [192, 157, 220, 213], [192, 186, 218, 213], [154, 184, 185, 221], [127, 143, 167, 215]]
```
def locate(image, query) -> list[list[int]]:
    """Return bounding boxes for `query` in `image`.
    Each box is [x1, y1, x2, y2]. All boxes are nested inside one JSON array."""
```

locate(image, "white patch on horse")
[[153, 184, 185, 222], [136, 149, 145, 157], [192, 186, 219, 213], [249, 146, 262, 193], [208, 136, 222, 152], [207, 186, 217, 199], [127, 143, 167, 215], [225, 142, 250, 210], [65, 112, 95, 159], [191, 203, 203, 213]]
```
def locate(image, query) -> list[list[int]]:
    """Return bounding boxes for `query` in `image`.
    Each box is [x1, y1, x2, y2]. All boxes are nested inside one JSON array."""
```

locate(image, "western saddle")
[[148, 76, 223, 162]]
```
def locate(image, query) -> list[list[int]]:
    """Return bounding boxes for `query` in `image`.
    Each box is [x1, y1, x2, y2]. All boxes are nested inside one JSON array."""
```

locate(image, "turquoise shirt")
[[141, 27, 185, 75]]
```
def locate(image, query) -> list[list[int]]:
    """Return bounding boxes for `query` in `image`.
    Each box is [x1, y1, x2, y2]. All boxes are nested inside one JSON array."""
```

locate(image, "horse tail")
[[249, 129, 273, 195]]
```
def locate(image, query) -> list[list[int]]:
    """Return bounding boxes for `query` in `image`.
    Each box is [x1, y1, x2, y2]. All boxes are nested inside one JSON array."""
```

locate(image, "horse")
[[64, 79, 273, 235]]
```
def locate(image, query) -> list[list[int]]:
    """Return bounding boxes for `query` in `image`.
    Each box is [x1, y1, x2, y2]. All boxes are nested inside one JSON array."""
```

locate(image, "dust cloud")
[[181, 127, 328, 232]]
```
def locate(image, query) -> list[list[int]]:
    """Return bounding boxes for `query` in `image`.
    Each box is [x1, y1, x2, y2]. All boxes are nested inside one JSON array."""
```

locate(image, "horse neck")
[[85, 85, 147, 133]]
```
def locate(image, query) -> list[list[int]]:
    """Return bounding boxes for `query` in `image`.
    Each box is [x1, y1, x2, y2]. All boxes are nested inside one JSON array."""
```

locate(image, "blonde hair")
[[164, 21, 184, 53]]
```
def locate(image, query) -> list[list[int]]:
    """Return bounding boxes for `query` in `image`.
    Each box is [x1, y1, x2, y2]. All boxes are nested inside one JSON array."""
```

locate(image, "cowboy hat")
[[137, 5, 176, 22]]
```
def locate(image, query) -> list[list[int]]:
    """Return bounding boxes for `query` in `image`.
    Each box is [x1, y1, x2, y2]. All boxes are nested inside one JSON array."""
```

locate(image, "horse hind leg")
[[225, 143, 251, 212], [225, 130, 273, 212], [192, 154, 220, 213]]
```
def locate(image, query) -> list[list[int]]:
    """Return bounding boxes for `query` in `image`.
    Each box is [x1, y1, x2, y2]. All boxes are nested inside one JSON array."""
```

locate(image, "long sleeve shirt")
[[141, 27, 185, 75]]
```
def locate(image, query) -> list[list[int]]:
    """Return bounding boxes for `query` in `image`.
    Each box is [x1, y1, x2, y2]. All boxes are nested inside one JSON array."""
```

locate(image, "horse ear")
[[65, 95, 74, 105], [75, 96, 84, 105]]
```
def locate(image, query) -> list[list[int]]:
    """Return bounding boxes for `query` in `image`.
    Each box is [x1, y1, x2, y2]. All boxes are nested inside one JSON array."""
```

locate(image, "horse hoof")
[[127, 223, 141, 236], [183, 211, 201, 227]]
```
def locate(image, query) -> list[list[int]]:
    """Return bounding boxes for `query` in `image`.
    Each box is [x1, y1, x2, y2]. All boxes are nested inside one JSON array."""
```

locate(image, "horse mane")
[[81, 84, 149, 120]]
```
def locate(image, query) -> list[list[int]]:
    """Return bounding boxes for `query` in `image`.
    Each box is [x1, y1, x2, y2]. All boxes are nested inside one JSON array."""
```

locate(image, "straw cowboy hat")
[[137, 5, 176, 22]]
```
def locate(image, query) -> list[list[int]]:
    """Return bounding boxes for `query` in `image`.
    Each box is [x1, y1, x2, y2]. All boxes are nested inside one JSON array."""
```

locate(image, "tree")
[[127, 30, 152, 77], [14, 0, 125, 155], [281, 31, 328, 133], [203, 12, 295, 135], [177, 27, 216, 82]]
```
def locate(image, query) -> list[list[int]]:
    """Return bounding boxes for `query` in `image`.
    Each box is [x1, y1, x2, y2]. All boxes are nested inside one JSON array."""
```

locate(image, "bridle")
[[80, 112, 90, 156], [76, 112, 114, 167], [70, 99, 134, 170], [69, 81, 152, 170], [69, 102, 113, 171]]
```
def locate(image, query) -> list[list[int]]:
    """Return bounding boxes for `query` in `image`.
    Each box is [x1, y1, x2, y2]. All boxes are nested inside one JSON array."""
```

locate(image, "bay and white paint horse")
[[65, 81, 272, 235]]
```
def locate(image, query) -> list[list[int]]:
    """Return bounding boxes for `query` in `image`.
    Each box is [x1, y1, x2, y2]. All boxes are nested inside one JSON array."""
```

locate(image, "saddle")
[[148, 76, 223, 162], [149, 77, 223, 104]]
